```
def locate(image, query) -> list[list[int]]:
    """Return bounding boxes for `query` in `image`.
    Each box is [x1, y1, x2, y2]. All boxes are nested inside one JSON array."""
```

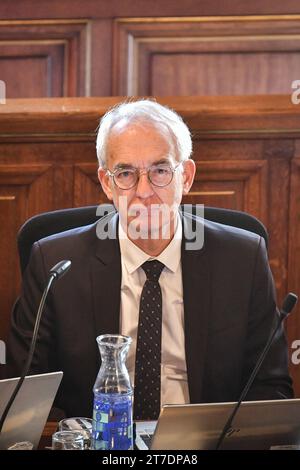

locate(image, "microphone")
[[215, 292, 298, 450], [50, 260, 71, 279], [0, 260, 71, 434]]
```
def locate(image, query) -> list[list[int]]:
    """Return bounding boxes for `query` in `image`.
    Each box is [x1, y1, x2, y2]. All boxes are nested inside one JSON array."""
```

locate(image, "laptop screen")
[[136, 399, 300, 450], [0, 371, 63, 450]]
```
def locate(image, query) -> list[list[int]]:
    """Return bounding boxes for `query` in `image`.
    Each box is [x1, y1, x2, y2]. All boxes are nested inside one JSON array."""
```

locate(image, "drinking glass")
[[59, 417, 92, 449], [52, 430, 85, 450]]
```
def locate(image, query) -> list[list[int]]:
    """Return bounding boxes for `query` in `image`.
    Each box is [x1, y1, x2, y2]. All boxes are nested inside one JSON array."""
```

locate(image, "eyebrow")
[[113, 163, 134, 171], [113, 157, 172, 171]]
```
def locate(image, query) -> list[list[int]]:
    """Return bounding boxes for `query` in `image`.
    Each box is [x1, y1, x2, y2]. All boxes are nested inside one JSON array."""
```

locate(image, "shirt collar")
[[119, 212, 182, 274]]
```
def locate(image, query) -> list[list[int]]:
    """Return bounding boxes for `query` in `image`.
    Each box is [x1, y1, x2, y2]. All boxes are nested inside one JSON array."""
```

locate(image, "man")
[[8, 99, 293, 418]]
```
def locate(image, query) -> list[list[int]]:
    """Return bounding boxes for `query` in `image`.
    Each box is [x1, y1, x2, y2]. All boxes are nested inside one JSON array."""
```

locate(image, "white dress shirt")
[[119, 214, 190, 405]]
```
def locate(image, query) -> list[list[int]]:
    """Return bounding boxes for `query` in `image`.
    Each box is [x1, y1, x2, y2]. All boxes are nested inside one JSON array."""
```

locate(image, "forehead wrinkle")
[[107, 122, 175, 169], [113, 157, 173, 171]]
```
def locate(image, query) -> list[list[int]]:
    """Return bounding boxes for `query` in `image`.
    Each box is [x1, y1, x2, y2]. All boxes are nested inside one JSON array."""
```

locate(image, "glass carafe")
[[92, 334, 133, 450]]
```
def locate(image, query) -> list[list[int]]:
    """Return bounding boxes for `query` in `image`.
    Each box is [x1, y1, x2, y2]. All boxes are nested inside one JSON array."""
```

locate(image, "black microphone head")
[[50, 260, 71, 279], [282, 292, 298, 316]]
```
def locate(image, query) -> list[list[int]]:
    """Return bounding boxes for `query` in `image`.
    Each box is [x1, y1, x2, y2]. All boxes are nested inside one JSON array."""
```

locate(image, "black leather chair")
[[17, 204, 268, 275]]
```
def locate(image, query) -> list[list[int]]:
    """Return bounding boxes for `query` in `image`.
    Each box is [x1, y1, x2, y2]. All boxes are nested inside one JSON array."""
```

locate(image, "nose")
[[135, 170, 154, 199]]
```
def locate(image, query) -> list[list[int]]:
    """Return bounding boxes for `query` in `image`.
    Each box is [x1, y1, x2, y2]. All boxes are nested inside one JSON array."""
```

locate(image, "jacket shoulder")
[[182, 211, 263, 253]]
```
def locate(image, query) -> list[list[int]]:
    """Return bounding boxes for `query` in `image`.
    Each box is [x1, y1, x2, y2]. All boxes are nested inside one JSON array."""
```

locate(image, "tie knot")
[[141, 260, 165, 282]]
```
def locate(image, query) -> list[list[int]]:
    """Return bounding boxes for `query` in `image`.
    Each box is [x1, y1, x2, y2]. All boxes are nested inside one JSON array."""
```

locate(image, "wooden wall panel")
[[288, 156, 300, 395], [0, 52, 56, 98], [1, 0, 300, 18], [264, 140, 293, 309], [0, 164, 53, 341], [0, 190, 25, 342], [90, 20, 112, 97], [1, 13, 300, 98], [182, 160, 267, 219], [0, 20, 91, 98], [113, 16, 300, 96], [74, 163, 109, 207], [0, 0, 300, 18], [151, 52, 300, 96]]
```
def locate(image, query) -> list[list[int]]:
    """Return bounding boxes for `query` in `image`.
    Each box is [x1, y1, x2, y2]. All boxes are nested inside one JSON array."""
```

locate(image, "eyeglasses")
[[106, 162, 182, 190]]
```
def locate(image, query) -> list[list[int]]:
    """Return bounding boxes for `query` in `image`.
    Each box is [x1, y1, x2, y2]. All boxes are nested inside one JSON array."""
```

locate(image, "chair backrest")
[[17, 205, 268, 275]]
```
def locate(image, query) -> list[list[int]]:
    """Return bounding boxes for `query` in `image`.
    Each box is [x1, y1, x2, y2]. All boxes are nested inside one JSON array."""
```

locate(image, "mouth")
[[128, 204, 161, 217]]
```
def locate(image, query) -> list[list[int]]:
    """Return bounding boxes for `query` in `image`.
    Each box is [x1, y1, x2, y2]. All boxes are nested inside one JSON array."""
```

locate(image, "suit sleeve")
[[243, 236, 294, 400], [6, 241, 58, 377]]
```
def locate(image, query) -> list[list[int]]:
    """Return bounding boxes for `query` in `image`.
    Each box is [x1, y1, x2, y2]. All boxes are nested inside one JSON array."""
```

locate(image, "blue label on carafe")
[[92, 392, 133, 450]]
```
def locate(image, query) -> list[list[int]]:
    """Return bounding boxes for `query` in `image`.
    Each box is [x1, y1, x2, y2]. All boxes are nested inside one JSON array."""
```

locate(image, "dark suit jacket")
[[7, 212, 293, 417]]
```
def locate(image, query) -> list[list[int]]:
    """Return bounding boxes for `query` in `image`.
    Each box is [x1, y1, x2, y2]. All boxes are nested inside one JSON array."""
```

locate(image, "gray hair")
[[96, 99, 192, 167]]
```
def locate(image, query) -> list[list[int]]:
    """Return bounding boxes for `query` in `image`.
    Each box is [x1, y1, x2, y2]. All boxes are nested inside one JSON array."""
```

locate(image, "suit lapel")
[[181, 213, 211, 403], [90, 212, 121, 340]]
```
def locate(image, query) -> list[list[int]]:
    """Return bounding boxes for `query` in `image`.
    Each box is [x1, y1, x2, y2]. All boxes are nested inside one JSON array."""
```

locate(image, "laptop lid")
[[136, 399, 300, 450], [0, 371, 63, 450]]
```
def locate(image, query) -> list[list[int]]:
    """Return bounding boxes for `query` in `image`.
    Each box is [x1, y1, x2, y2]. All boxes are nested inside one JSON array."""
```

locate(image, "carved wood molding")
[[0, 96, 299, 139], [0, 163, 52, 184]]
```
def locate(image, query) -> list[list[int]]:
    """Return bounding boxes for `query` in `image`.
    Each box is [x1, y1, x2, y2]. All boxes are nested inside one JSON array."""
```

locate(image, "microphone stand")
[[0, 260, 71, 434], [215, 292, 298, 450]]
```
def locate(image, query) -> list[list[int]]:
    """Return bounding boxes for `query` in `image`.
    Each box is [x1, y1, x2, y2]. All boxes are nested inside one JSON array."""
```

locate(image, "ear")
[[98, 167, 114, 201], [182, 159, 196, 195]]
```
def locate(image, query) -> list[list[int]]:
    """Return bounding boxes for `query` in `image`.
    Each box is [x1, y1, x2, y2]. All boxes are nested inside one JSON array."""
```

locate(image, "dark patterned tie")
[[133, 260, 165, 421]]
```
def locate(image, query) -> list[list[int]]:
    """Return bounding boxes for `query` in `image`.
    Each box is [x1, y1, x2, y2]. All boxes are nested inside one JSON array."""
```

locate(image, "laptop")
[[0, 371, 63, 450], [135, 399, 300, 450]]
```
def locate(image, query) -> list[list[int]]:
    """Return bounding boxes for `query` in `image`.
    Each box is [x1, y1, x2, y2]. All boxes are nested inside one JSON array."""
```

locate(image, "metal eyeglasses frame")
[[105, 162, 183, 190]]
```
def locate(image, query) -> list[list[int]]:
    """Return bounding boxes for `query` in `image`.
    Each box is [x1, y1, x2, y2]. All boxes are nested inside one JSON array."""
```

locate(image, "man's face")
[[98, 121, 195, 238]]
